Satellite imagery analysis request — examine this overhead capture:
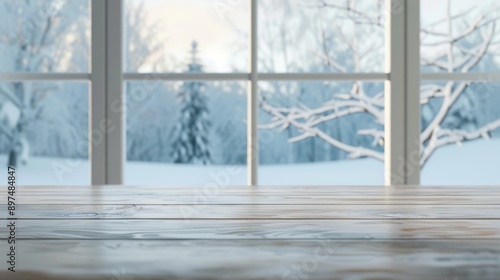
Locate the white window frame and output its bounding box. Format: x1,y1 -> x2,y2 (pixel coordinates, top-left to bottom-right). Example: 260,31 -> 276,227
2,0 -> 500,186
91,0 -> 124,185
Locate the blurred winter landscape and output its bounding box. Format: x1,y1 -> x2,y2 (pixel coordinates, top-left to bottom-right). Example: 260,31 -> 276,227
2,138 -> 500,186
1,0 -> 500,186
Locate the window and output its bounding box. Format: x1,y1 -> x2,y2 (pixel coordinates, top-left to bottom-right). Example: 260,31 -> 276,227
420,0 -> 500,185
125,80 -> 248,186
1,0 -> 498,186
0,0 -> 90,185
123,0 -> 387,186
258,81 -> 385,186
258,0 -> 385,73
124,0 -> 249,73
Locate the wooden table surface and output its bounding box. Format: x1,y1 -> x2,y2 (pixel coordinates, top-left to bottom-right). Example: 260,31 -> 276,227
1,185 -> 500,280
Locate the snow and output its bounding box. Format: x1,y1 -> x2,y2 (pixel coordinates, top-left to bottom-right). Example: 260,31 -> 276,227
0,101 -> 21,128
421,138 -> 500,186
0,156 -> 90,186
1,138 -> 499,186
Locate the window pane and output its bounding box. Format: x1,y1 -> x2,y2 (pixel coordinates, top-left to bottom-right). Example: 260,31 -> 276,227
421,0 -> 500,73
259,81 -> 384,185
258,0 -> 385,73
0,82 -> 89,185
0,0 -> 90,73
125,80 -> 247,186
421,81 -> 500,185
124,0 -> 249,73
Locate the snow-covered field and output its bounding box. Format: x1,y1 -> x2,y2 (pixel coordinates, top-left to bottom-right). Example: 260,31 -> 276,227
1,138 -> 499,186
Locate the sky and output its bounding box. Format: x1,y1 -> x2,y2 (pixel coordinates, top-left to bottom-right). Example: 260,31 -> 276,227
420,0 -> 500,68
129,0 -> 249,72
129,0 -> 500,73
421,0 -> 497,26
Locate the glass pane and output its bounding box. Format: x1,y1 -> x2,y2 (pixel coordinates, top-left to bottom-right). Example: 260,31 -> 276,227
421,0 -> 500,73
124,0 -> 249,73
0,82 -> 89,185
0,0 -> 90,73
258,81 -> 384,185
421,81 -> 500,185
125,80 -> 247,186
258,0 -> 385,73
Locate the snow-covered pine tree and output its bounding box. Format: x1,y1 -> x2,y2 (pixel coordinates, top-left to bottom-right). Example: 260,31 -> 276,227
170,41 -> 212,165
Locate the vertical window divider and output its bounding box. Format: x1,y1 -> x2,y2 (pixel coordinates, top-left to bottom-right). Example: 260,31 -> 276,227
91,0 -> 107,185
248,0 -> 258,186
91,0 -> 124,185
406,0 -> 421,185
106,0 -> 124,184
385,0 -> 420,186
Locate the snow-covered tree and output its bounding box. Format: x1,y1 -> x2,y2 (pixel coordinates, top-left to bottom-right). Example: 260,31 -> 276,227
170,42 -> 212,165
125,0 -> 173,163
0,0 -> 89,167
208,81 -> 247,165
124,0 -> 166,73
259,0 -> 500,167
259,0 -> 384,164
418,0 -> 500,166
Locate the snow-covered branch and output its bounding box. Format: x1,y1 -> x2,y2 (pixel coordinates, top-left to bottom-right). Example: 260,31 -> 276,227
260,97 -> 384,161
421,119 -> 500,166
258,0 -> 500,169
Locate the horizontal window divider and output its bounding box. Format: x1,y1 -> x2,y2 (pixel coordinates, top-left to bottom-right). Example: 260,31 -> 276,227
123,73 -> 389,81
259,73 -> 389,81
4,72 -> 498,82
0,73 -> 91,81
124,73 -> 249,81
421,72 -> 500,81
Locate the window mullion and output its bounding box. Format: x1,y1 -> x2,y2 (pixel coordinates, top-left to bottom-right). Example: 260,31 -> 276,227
385,0 -> 420,186
91,0 -> 107,185
406,0 -> 421,185
91,0 -> 124,185
248,0 -> 258,186
106,0 -> 124,184
385,0 -> 406,185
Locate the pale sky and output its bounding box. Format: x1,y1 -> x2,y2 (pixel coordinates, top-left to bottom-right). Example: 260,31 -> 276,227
133,0 -> 249,72
421,0 -> 497,26
420,0 -> 499,66
129,0 -> 498,73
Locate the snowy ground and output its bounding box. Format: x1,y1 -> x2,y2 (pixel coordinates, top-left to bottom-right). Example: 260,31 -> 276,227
1,138 -> 499,186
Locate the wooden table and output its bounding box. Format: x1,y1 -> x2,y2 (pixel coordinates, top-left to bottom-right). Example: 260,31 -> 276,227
1,185 -> 500,279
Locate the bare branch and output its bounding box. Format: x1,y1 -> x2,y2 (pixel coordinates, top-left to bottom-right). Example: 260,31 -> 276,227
358,128 -> 384,147
421,119 -> 500,166
260,98 -> 384,161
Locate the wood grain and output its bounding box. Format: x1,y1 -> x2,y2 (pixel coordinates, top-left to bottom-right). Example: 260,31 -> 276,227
0,185 -> 499,279
2,195 -> 500,205
2,185 -> 500,196
2,219 -> 500,240
2,204 -> 499,219
1,240 -> 500,280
